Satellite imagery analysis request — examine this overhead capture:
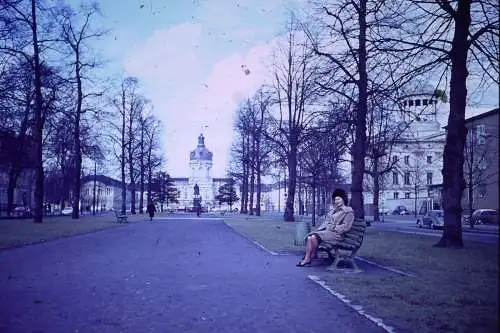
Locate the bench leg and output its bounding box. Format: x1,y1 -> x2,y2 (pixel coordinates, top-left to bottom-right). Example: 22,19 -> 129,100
326,249 -> 362,272
315,247 -> 336,265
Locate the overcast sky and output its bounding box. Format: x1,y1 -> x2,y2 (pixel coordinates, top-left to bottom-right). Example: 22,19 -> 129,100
86,0 -> 303,178
87,0 -> 498,179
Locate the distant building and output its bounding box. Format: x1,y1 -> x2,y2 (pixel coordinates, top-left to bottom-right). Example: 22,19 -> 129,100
171,134 -> 238,210
78,134 -> 240,213
0,131 -> 36,215
364,87 -> 446,214
80,175 -> 130,212
462,108 -> 499,212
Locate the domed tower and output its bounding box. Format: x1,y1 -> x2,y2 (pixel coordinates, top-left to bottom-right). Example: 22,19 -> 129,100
399,84 -> 445,137
189,134 -> 214,205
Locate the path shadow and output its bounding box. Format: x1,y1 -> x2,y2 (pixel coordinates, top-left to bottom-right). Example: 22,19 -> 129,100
289,250 -> 413,277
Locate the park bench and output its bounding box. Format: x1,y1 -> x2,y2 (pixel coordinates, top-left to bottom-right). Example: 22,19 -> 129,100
316,218 -> 367,270
114,210 -> 128,223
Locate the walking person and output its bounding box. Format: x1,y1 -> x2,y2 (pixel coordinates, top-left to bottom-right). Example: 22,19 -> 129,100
147,201 -> 156,221
297,188 -> 354,267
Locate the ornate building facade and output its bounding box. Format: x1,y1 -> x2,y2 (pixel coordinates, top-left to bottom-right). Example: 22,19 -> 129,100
172,134 -> 237,210
364,88 -> 446,214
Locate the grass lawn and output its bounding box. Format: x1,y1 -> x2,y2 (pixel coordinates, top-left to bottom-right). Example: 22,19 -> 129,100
224,214 -> 499,333
0,212 -> 158,250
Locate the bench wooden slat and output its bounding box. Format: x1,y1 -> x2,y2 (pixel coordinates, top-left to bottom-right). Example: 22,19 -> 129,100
345,229 -> 364,236
317,218 -> 367,270
114,211 -> 128,223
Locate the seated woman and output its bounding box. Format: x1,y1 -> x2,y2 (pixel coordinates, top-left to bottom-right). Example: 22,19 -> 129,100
297,188 -> 354,267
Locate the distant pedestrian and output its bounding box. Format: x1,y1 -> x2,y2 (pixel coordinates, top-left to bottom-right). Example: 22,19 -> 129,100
147,201 -> 156,221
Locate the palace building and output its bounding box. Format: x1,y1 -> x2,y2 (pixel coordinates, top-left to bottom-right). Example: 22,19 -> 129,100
171,134 -> 237,210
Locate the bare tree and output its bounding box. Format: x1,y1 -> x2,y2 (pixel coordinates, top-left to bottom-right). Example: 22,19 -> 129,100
377,0 -> 499,247
109,77 -> 139,215
251,88 -> 274,216
364,95 -> 410,221
0,0 -> 47,222
126,95 -> 147,214
235,88 -> 274,216
143,114 -> 162,204
268,15 -> 320,221
306,0 -> 375,219
230,101 -> 252,214
53,1 -> 106,219
463,122 -> 499,227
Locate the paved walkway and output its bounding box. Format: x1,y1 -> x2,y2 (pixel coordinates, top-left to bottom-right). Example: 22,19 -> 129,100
0,217 -> 386,333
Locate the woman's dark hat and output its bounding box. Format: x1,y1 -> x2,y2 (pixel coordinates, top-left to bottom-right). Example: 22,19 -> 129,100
332,188 -> 348,205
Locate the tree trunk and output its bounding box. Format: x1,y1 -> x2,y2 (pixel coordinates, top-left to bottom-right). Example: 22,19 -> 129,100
121,91 -> 127,216
129,160 -> 136,214
92,163 -> 96,215
7,169 -> 21,216
31,0 -> 44,223
256,162 -> 262,216
248,155 -> 255,216
311,183 -> 316,227
128,113 -> 136,214
350,0 -> 368,220
373,171 -> 381,222
147,163 -> 152,204
139,123 -> 145,214
435,2 -> 471,248
241,135 -> 249,214
284,144 -> 297,222
72,58 -> 83,220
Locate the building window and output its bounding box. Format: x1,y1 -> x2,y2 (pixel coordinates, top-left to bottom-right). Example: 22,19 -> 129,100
409,100 -> 414,106
405,192 -> 411,199
427,172 -> 433,185
404,156 -> 409,165
422,99 -> 428,106
415,99 -> 421,106
393,192 -> 399,199
478,184 -> 487,198
476,124 -> 486,145
404,172 -> 410,185
106,188 -> 110,196
478,156 -> 488,170
393,172 -> 399,185
85,188 -> 89,196
392,156 -> 398,164
427,155 -> 432,164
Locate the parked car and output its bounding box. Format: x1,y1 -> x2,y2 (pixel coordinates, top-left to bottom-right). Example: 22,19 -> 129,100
13,206 -> 32,218
392,205 -> 409,215
417,210 -> 444,229
470,209 -> 498,225
61,207 -> 73,215
378,207 -> 390,215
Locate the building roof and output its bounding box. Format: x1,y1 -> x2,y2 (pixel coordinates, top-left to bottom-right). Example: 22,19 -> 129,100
442,107 -> 499,129
464,108 -> 499,123
213,177 -> 232,182
171,177 -> 189,182
190,134 -> 213,161
81,175 -> 130,188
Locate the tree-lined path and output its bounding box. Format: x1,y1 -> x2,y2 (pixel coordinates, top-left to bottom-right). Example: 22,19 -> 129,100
0,218 -> 386,332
